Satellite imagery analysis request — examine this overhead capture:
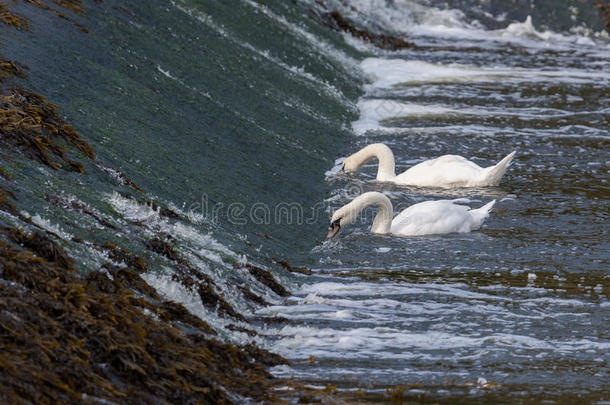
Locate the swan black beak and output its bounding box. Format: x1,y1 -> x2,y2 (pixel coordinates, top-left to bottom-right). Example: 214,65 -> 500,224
327,221 -> 341,238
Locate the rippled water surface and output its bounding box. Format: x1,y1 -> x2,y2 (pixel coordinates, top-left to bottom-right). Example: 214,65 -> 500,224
264,1 -> 609,401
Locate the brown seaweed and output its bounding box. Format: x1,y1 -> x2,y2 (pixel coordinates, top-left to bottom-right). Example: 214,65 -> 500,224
238,284 -> 270,306
243,263 -> 290,297
146,237 -> 247,321
100,241 -> 148,272
0,184 -> 17,215
0,227 -> 289,404
22,0 -> 89,32
0,88 -> 95,173
0,56 -> 28,82
0,2 -> 29,29
311,7 -> 417,50
273,257 -> 313,275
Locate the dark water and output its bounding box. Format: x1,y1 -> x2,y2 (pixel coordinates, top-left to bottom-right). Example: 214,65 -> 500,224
1,0 -> 608,402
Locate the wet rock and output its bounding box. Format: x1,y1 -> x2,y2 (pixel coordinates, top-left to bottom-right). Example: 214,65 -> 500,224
47,194 -> 118,230
100,241 -> 148,272
273,257 -> 313,275
244,263 -> 290,297
0,227 -> 287,403
238,285 -> 269,306
0,57 -> 28,82
94,163 -> 144,192
0,88 -> 95,173
6,228 -> 74,268
311,7 -> 416,50
150,201 -> 185,221
146,237 -> 246,321
227,324 -> 258,337
0,2 -> 29,29
103,263 -> 160,300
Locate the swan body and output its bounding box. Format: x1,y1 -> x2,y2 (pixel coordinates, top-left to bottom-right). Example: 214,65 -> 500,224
341,143 -> 515,188
327,192 -> 495,237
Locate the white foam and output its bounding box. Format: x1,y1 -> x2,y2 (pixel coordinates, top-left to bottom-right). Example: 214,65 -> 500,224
352,98 -> 455,134
352,97 -> 609,135
27,214 -> 73,240
323,0 -> 601,48
360,58 -> 610,89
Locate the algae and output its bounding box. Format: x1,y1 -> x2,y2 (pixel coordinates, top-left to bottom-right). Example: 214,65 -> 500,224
243,263 -> 290,297
0,2 -> 28,29
146,237 -> 247,321
0,88 -> 95,173
310,4 -> 417,50
0,1 -> 316,403
0,227 -> 289,404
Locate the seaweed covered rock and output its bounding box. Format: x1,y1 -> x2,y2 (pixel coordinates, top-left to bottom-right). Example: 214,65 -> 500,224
274,257 -> 313,275
0,0 -> 88,32
100,241 -> 148,271
244,263 -> 290,297
311,7 -> 416,50
0,184 -> 17,215
0,2 -> 29,29
146,237 -> 247,321
0,56 -> 28,82
0,228 -> 288,404
0,88 -> 95,172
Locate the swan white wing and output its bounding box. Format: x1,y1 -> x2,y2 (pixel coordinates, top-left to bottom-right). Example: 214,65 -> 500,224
390,200 -> 478,236
394,155 -> 485,187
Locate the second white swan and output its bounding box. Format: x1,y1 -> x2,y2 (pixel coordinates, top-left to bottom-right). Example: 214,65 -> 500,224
327,192 -> 495,238
341,143 -> 515,188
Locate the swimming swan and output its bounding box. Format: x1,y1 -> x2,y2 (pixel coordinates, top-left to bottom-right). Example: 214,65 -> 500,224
327,192 -> 495,238
341,143 -> 515,187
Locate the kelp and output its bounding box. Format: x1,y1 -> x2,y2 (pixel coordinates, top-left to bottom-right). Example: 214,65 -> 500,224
0,2 -> 28,28
273,257 -> 313,275
310,3 -> 416,50
22,0 -> 88,32
0,184 -> 17,215
0,0 -> 310,402
146,237 -> 247,321
0,88 -> 95,173
243,263 -> 290,297
0,227 -> 289,404
100,241 -> 148,272
0,56 -> 28,82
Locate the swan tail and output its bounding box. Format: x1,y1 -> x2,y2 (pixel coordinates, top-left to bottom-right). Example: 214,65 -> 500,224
469,199 -> 496,227
482,151 -> 516,186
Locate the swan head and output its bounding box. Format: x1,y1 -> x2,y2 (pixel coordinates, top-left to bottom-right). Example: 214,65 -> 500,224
341,154 -> 362,174
326,200 -> 360,238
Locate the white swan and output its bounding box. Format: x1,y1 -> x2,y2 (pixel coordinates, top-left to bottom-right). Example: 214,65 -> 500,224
327,192 -> 495,238
341,143 -> 516,188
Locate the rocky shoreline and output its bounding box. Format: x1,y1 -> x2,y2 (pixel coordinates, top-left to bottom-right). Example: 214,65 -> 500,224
0,2 -> 304,403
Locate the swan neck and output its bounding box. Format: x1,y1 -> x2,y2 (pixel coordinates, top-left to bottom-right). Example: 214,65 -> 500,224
366,193 -> 393,234
356,144 -> 396,181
